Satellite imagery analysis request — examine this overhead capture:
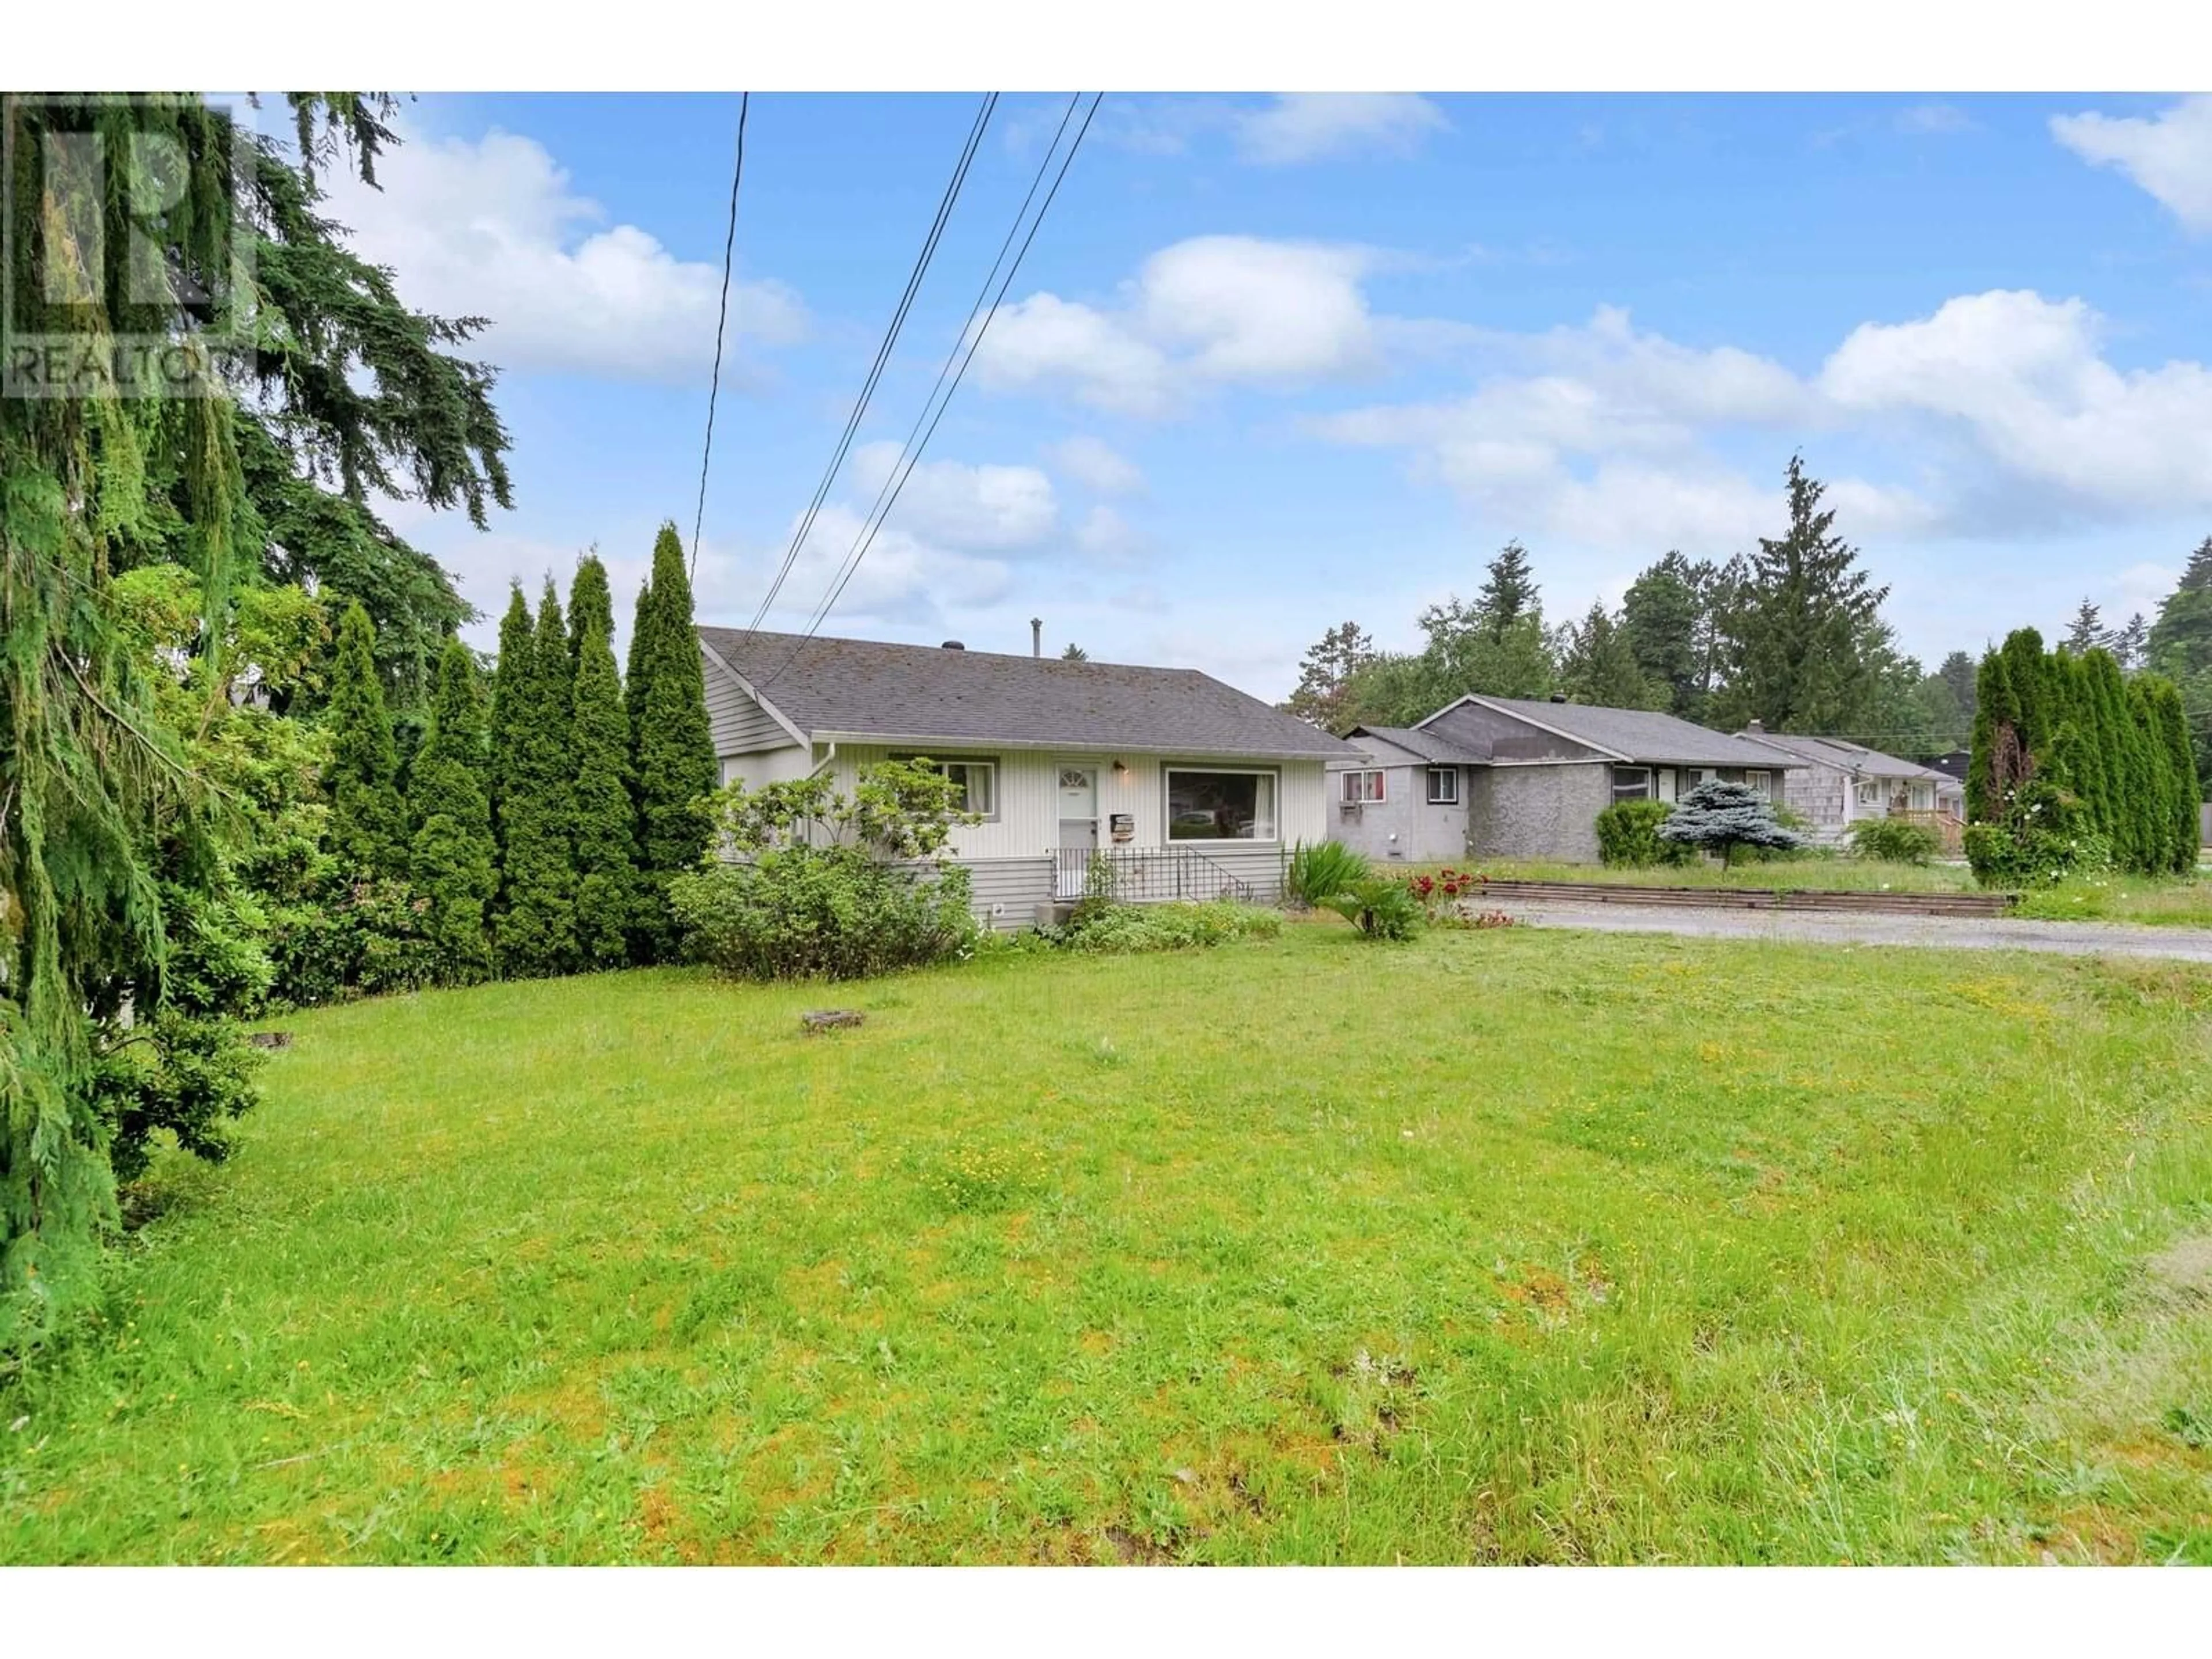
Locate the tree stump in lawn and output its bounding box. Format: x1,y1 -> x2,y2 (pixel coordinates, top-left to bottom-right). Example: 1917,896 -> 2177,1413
801,1009 -> 865,1034
248,1031 -> 293,1050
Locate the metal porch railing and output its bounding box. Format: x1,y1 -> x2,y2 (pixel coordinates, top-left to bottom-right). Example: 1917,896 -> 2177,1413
1054,844 -> 1257,904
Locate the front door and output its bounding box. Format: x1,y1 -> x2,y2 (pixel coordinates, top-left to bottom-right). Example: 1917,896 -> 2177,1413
1056,764 -> 1098,897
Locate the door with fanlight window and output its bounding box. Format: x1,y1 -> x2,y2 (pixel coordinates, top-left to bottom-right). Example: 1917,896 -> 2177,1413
1056,764 -> 1098,897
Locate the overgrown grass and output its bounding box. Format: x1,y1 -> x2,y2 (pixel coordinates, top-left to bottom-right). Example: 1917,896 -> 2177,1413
2015,870 -> 2212,929
7,928 -> 2212,1564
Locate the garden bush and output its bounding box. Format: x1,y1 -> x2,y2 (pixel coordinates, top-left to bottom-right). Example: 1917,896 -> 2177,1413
1963,781 -> 2113,888
1052,898 -> 1282,955
1660,782 -> 1805,870
1846,816 -> 1941,865
1287,839 -> 1371,908
267,877 -> 448,1007
670,847 -> 979,981
1594,800 -> 1690,868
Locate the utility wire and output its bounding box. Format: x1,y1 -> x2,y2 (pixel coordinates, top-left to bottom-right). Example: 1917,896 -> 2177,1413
741,93 -> 998,636
760,92 -> 1100,687
691,91 -> 749,585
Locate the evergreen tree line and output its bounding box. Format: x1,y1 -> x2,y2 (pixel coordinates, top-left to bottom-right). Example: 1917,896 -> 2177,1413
323,522 -> 718,980
1966,628 -> 2198,876
1283,457 -> 1971,755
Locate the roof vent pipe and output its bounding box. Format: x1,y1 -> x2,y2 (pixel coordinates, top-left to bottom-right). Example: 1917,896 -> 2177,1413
941,640 -> 965,651
1031,618 -> 1042,657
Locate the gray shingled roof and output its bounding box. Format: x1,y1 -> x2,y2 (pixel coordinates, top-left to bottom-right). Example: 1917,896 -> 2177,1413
1739,732 -> 1957,783
1440,695 -> 1808,768
1340,724 -> 1490,766
698,628 -> 1355,759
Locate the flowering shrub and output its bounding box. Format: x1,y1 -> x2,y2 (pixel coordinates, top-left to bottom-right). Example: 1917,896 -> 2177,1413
1405,866 -> 1483,913
1964,779 -> 2113,889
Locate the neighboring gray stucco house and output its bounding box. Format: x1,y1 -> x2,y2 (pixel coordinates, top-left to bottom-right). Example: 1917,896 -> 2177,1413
696,628 -> 1357,926
1328,725 -> 1487,863
1732,727 -> 1965,850
1329,694 -> 1805,865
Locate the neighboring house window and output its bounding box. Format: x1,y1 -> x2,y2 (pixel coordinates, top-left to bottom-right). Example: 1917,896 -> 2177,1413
1746,770 -> 1772,800
1856,779 -> 1881,806
1909,781 -> 1933,810
1681,768 -> 1706,790
1609,766 -> 1653,804
1426,767 -> 1459,805
1341,770 -> 1386,805
1169,768 -> 1278,840
893,754 -> 998,819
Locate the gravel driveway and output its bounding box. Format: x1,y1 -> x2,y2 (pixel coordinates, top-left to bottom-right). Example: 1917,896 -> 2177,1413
1490,899 -> 2212,963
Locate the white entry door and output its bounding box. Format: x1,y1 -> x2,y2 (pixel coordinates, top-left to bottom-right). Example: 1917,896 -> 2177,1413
1056,764 -> 1098,897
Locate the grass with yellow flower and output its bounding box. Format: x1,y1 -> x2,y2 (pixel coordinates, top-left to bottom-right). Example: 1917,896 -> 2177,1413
5,923 -> 2212,1563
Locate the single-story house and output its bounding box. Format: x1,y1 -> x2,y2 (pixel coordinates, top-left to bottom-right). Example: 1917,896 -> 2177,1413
1733,726 -> 1966,849
1325,724 -> 1488,863
695,628 -> 1358,926
1329,694 -> 1805,864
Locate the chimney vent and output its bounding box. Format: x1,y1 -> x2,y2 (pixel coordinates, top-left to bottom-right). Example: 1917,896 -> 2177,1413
1549,692 -> 1569,704
1031,618 -> 1042,657
1745,717 -> 1764,733
941,640 -> 965,651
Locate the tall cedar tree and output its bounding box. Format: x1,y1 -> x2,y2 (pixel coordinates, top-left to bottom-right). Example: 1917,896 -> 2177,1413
488,585 -> 535,892
1,93 -> 506,1331
567,555 -> 639,968
408,639 -> 497,978
1560,601 -> 1664,709
324,601 -> 408,878
628,523 -> 719,959
1414,541 -> 1556,702
1620,552 -> 1715,719
1718,455 -> 1889,733
495,580 -> 578,974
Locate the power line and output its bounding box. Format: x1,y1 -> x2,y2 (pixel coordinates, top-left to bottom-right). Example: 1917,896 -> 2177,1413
741,93 -> 998,636
760,92 -> 1100,687
690,91 -> 749,586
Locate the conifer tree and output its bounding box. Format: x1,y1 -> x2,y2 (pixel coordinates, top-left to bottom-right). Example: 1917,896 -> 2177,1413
1559,601 -> 1664,709
408,638 -> 497,978
325,601 -> 408,878
495,579 -> 578,974
567,555 -> 639,968
488,585 -> 535,891
628,522 -> 719,958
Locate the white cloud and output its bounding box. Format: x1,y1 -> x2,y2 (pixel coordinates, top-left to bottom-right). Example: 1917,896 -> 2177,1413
1073,504 -> 1149,566
1047,435 -> 1145,497
1819,290 -> 2212,513
1232,94 -> 1450,165
323,122 -> 806,382
2051,96 -> 2212,232
847,442 -> 1058,552
1313,291 -> 2212,551
974,235 -> 1383,415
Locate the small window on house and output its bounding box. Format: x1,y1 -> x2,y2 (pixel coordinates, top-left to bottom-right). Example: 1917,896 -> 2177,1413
1746,770 -> 1772,800
893,755 -> 997,819
1610,766 -> 1653,804
1426,767 -> 1459,805
1682,768 -> 1706,790
1341,770 -> 1386,805
1856,780 -> 1881,806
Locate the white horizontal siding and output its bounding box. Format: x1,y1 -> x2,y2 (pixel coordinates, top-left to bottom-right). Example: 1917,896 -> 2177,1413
702,650 -> 795,756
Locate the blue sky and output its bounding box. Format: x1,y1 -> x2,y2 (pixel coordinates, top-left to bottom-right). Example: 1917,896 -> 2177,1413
325,92 -> 2212,699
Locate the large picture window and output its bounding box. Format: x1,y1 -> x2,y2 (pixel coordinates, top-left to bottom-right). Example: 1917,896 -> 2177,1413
1609,766 -> 1653,804
892,755 -> 997,819
1167,768 -> 1277,841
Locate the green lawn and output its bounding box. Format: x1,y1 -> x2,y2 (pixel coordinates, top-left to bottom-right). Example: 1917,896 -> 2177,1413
7,925 -> 2212,1564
